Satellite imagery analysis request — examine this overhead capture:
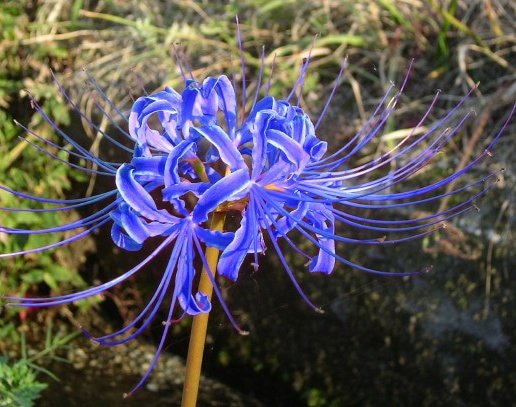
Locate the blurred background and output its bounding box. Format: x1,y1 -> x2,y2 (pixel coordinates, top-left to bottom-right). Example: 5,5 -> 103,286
0,1 -> 514,406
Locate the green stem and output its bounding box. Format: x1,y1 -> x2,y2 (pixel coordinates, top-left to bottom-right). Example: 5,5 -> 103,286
181,211 -> 226,407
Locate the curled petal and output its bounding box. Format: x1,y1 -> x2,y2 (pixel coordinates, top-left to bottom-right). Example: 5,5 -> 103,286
111,203 -> 177,244
129,88 -> 182,152
206,75 -> 237,134
218,209 -> 254,281
111,223 -> 142,251
181,76 -> 237,132
115,164 -> 173,223
304,137 -> 328,160
111,204 -> 149,244
266,129 -> 310,173
290,107 -> 314,144
162,181 -> 210,201
164,139 -> 198,187
191,126 -> 246,170
250,111 -> 270,180
132,156 -> 167,180
176,234 -> 211,315
195,225 -> 234,250
275,199 -> 310,236
193,168 -> 250,223
305,205 -> 336,274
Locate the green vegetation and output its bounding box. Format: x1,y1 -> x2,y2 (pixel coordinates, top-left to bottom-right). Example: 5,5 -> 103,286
0,325 -> 77,407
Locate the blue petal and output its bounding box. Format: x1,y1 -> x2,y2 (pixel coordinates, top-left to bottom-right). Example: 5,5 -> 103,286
290,107 -> 312,144
194,292 -> 211,313
180,82 -> 202,125
275,199 -> 309,235
266,129 -> 310,172
111,204 -> 149,244
191,126 -> 246,170
115,164 -> 172,223
181,77 -> 235,129
192,169 -> 250,223
256,161 -> 292,186
248,96 -> 276,120
210,75 -> 237,135
305,205 -> 336,274
163,139 -> 197,187
194,225 -> 234,250
250,111 -> 270,180
132,156 -> 167,181
218,209 -> 255,281
145,221 -> 179,237
111,203 -> 178,244
304,136 -> 328,160
176,235 -> 211,315
111,223 -> 142,251
128,90 -> 182,153
162,181 -> 210,201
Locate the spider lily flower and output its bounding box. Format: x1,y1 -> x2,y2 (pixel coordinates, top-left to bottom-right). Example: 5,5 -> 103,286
1,46 -> 513,393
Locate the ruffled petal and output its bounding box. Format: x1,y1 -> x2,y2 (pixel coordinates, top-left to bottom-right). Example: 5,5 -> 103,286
218,209 -> 254,281
115,164 -> 172,223
212,75 -> 237,135
176,234 -> 211,315
194,225 -> 234,250
132,156 -> 167,181
128,88 -> 182,153
266,129 -> 310,173
110,223 -> 142,251
162,181 -> 210,201
192,168 -> 250,223
250,111 -> 270,180
163,139 -> 197,187
191,126 -> 246,170
305,204 -> 336,274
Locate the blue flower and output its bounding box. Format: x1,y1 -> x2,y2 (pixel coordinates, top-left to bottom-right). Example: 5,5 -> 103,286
2,48 -> 513,393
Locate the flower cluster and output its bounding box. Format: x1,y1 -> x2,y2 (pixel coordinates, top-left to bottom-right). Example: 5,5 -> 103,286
2,53 -> 513,391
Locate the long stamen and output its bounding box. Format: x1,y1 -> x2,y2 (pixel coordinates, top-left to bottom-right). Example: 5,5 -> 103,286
93,231 -> 186,347
251,45 -> 266,111
235,15 -> 247,117
0,217 -> 110,259
253,189 -> 324,313
264,53 -> 276,96
286,35 -> 318,103
50,70 -> 134,153
314,58 -> 348,130
17,135 -> 115,176
192,232 -> 248,335
83,68 -> 129,122
7,233 -> 178,307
